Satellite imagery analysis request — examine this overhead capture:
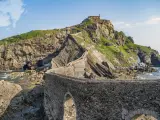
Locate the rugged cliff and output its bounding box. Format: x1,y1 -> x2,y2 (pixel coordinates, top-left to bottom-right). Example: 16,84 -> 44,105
0,16 -> 159,71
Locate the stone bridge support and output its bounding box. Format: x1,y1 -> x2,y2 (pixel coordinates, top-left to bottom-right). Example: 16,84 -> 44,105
44,73 -> 160,120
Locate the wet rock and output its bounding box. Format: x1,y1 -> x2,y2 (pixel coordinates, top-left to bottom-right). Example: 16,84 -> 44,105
151,53 -> 160,67
138,52 -> 151,65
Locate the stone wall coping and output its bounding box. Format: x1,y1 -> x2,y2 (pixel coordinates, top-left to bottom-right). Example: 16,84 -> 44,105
45,72 -> 160,83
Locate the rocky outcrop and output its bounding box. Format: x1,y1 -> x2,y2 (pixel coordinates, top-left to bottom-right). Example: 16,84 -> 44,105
0,30 -> 67,70
81,17 -> 114,42
52,35 -> 85,67
114,31 -> 126,46
1,85 -> 46,120
151,53 -> 160,67
0,16 -> 160,120
138,50 -> 160,67
87,50 -> 115,78
0,71 -> 46,120
138,52 -> 151,65
49,46 -> 115,79
0,16 -> 159,72
0,80 -> 22,117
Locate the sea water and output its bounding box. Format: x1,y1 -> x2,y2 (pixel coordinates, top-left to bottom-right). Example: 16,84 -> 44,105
137,67 -> 160,80
1,67 -> 160,81
0,72 -> 11,80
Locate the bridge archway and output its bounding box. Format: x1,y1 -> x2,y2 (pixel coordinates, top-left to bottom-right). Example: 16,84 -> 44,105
125,109 -> 159,120
63,92 -> 76,120
132,114 -> 157,120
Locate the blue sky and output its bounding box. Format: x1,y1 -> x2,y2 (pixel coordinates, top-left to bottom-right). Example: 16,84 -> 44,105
0,0 -> 160,52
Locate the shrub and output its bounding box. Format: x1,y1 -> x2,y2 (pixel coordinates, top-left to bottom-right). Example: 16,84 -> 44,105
127,36 -> 134,43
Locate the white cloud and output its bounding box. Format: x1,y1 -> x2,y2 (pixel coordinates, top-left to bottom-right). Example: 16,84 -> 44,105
0,13 -> 10,26
145,17 -> 160,24
113,22 -> 132,29
113,22 -> 125,25
113,17 -> 160,53
113,17 -> 160,29
0,0 -> 25,27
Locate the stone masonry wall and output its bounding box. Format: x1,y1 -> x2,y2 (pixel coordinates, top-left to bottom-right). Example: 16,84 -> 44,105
44,73 -> 160,120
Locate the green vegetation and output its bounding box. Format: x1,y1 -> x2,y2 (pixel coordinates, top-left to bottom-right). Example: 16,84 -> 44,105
125,36 -> 153,55
71,27 -> 83,34
95,37 -> 137,66
82,18 -> 94,26
72,18 -> 95,33
126,40 -> 155,57
72,31 -> 94,48
0,29 -> 58,45
125,39 -> 137,49
127,36 -> 134,43
78,18 -> 94,29
114,31 -> 126,39
0,16 -> 157,69
72,31 -> 138,67
137,45 -> 153,55
125,37 -> 153,55
100,36 -> 114,45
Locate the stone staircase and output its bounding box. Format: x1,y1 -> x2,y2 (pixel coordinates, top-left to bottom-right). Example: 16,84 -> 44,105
47,52 -> 88,78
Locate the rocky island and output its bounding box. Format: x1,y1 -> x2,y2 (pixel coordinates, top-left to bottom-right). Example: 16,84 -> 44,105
0,16 -> 160,120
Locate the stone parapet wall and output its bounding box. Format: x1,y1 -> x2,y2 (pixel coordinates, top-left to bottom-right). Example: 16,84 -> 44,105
44,73 -> 160,120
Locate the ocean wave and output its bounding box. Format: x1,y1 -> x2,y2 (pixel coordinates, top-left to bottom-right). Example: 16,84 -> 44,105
137,67 -> 160,80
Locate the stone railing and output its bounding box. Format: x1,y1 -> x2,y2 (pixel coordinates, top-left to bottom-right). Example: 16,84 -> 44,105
44,73 -> 160,120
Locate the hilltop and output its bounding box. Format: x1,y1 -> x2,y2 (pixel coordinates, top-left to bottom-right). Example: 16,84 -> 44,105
0,16 -> 159,78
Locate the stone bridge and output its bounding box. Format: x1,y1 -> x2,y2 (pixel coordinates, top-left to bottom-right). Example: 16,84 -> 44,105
44,73 -> 160,120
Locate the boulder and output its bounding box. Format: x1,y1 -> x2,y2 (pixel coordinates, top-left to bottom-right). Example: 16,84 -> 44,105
0,71 -> 46,120
138,52 -> 151,65
151,53 -> 160,67
0,80 -> 22,116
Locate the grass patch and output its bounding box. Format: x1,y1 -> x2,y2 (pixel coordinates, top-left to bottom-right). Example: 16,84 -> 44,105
78,18 -> 94,29
0,29 -> 58,45
136,45 -> 152,55
95,37 -> 137,66
100,36 -> 114,45
125,40 -> 153,55
82,18 -> 94,26
72,31 -> 94,48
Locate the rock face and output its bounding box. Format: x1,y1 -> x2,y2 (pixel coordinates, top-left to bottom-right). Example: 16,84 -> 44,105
114,31 -> 126,45
81,16 -> 114,43
0,30 -> 67,70
0,16 -> 159,120
49,52 -> 87,78
0,16 -> 159,72
0,80 -> 22,117
138,50 -> 160,67
52,35 -> 85,67
49,43 -> 115,79
138,52 -> 151,65
0,71 -> 46,120
151,53 -> 160,67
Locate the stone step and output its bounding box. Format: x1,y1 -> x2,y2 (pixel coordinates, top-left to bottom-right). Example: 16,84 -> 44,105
74,67 -> 85,72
